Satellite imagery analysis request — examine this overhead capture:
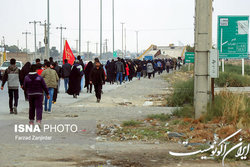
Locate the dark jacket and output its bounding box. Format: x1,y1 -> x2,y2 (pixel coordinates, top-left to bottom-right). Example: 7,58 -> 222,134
20,62 -> 31,86
115,61 -> 125,73
67,65 -> 82,95
84,62 -> 94,86
62,63 -> 72,78
54,65 -> 62,78
23,72 -> 49,96
90,67 -> 105,85
1,65 -> 21,89
136,64 -> 142,72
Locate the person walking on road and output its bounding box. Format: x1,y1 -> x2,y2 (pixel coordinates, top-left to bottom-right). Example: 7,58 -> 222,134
1,59 -> 21,114
110,59 -> 116,84
147,60 -> 154,79
90,61 -> 105,103
105,60 -> 113,85
52,62 -> 62,104
115,58 -> 125,85
128,61 -> 135,81
84,61 -> 93,93
77,56 -> 85,91
41,62 -> 59,113
142,61 -> 147,78
125,63 -> 129,82
20,62 -> 31,101
67,60 -> 83,98
166,60 -> 171,73
62,59 -> 72,92
23,64 -> 50,126
136,63 -> 142,80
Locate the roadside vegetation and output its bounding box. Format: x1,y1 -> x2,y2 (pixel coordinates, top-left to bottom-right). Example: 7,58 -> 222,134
205,91 -> 250,128
215,63 -> 250,87
221,63 -> 250,75
122,120 -> 141,127
166,78 -> 194,107
215,72 -> 250,87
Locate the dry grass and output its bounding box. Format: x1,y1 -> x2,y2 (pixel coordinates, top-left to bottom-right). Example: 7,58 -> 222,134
206,91 -> 250,129
163,70 -> 193,86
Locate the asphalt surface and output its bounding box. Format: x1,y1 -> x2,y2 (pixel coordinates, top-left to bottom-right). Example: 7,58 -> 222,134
0,79 -> 72,115
0,77 -> 129,116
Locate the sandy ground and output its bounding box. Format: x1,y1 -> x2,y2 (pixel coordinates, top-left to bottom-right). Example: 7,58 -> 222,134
0,73 -> 249,167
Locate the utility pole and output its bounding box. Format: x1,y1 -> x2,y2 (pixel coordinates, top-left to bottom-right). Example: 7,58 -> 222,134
86,41 -> 90,58
40,21 -> 48,60
194,0 -> 213,119
47,0 -> 50,58
100,0 -> 103,59
136,31 -> 139,56
79,0 -> 82,55
112,0 -> 115,57
22,31 -> 31,53
104,39 -> 108,53
103,44 -> 105,54
17,40 -> 19,49
125,28 -> 127,57
96,42 -> 99,56
56,25 -> 66,60
29,20 -> 41,57
75,40 -> 79,54
2,36 -> 6,61
121,22 -> 125,58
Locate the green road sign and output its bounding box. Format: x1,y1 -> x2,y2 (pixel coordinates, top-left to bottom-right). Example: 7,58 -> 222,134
217,15 -> 249,59
185,52 -> 195,63
113,51 -> 118,58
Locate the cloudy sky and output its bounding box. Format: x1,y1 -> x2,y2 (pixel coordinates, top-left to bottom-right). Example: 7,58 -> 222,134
0,0 -> 250,53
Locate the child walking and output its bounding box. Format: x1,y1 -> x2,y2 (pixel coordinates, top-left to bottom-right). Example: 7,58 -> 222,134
23,65 -> 50,125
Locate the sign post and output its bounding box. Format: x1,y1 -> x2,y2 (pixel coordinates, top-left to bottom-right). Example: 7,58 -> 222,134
185,52 -> 195,63
242,58 -> 245,76
113,51 -> 117,58
217,15 -> 249,74
210,49 -> 219,78
209,49 -> 219,102
185,52 -> 194,71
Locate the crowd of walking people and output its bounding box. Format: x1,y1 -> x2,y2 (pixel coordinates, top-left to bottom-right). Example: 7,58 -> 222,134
0,56 -> 181,125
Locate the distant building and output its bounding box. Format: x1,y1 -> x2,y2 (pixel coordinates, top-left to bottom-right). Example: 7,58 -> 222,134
137,44 -> 186,60
6,52 -> 33,64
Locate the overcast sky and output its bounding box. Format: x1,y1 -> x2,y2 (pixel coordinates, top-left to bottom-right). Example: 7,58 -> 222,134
0,0 -> 250,53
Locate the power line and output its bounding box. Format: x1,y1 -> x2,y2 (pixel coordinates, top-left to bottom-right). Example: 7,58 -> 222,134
29,20 -> 41,54
56,25 -> 66,58
22,31 -> 31,53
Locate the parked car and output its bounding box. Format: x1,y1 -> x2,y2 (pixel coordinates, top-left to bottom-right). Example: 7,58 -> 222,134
0,61 -> 23,79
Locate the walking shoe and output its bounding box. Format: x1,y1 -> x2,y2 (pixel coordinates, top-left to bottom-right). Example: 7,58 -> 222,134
13,107 -> 17,115
97,99 -> 100,103
10,109 -> 14,114
37,120 -> 42,129
52,101 -> 56,104
47,110 -> 52,114
29,120 -> 34,125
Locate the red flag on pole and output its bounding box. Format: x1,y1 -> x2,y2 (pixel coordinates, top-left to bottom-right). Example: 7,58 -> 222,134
63,40 -> 75,65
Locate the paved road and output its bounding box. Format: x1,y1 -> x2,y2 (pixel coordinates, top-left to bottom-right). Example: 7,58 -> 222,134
0,79 -> 74,115
0,77 -> 130,116
0,81 -> 26,115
